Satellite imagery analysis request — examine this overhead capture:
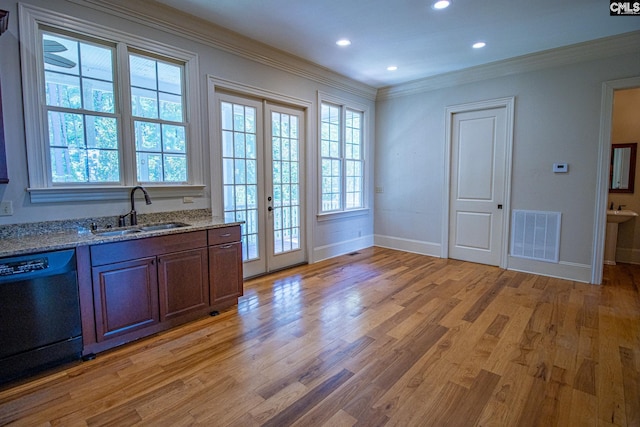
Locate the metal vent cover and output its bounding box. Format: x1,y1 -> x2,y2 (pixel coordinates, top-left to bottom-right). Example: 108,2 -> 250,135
510,210 -> 561,263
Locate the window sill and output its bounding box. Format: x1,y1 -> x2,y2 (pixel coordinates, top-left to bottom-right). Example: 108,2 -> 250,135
27,185 -> 205,203
317,208 -> 370,222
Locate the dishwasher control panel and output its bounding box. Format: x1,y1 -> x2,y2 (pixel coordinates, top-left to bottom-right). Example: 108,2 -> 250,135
0,258 -> 49,276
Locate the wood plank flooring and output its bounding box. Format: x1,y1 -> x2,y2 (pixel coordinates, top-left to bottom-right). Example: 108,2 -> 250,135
0,247 -> 639,426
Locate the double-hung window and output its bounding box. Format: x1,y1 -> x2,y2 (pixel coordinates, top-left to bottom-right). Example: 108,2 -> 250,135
130,52 -> 188,183
319,98 -> 365,214
44,31 -> 120,184
20,5 -> 202,202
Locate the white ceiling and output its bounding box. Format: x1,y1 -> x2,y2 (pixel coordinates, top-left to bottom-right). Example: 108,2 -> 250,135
153,0 -> 640,88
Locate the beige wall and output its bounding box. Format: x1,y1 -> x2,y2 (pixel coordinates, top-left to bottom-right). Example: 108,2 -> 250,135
612,88 -> 640,264
375,52 -> 640,282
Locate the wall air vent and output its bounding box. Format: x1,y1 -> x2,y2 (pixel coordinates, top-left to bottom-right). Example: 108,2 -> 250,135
510,210 -> 561,263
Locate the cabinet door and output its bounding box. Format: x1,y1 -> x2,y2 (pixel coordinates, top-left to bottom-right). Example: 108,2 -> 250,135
92,257 -> 159,342
158,248 -> 209,321
209,242 -> 243,305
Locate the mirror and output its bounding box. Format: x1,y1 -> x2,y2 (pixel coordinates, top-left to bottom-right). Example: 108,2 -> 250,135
610,142 -> 637,193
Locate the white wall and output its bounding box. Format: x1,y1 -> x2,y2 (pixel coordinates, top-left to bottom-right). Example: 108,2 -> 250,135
375,50 -> 640,282
0,0 -> 376,263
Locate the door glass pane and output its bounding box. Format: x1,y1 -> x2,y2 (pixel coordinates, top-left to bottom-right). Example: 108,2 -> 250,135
221,101 -> 259,261
272,112 -> 300,254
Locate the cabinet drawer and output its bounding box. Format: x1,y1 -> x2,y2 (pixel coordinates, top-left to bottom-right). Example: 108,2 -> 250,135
91,231 -> 207,266
208,225 -> 241,245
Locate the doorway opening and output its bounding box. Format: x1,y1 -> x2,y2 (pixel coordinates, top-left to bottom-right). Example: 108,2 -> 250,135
593,77 -> 640,283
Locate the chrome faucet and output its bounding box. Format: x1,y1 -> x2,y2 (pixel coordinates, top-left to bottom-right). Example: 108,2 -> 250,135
118,186 -> 152,226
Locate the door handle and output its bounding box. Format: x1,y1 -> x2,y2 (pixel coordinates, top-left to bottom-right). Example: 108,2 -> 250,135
497,204 -> 503,209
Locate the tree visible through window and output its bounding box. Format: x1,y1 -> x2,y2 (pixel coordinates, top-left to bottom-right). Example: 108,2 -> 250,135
320,102 -> 364,213
40,30 -> 189,185
130,54 -> 187,183
44,32 -> 119,183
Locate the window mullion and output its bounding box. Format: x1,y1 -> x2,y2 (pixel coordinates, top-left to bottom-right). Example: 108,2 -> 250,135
117,43 -> 135,186
340,106 -> 347,212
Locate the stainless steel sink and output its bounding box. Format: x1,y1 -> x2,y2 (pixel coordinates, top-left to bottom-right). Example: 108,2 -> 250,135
139,222 -> 190,231
92,228 -> 143,237
92,222 -> 190,236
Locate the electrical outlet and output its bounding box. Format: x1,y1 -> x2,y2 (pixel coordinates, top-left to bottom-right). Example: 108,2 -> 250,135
0,201 -> 13,216
375,186 -> 384,193
183,196 -> 194,204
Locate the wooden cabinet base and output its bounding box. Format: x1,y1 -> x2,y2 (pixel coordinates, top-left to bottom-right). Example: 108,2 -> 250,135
81,302 -> 238,356
78,225 -> 244,357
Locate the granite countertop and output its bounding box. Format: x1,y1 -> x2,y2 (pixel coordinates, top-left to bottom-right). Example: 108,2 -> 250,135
0,209 -> 242,258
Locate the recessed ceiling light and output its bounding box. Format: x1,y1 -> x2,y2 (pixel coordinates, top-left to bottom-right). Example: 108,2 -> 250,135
433,0 -> 450,9
472,41 -> 486,49
387,66 -> 398,71
336,39 -> 351,47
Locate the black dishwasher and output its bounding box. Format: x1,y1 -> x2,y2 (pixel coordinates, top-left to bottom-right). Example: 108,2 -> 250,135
0,249 -> 82,384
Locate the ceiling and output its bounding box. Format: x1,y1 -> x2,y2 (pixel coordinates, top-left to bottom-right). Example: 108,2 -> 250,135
153,0 -> 640,88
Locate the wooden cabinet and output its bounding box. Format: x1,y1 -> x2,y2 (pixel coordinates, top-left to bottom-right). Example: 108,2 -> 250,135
87,231 -> 208,349
208,225 -> 243,308
158,248 -> 209,321
0,10 -> 9,184
92,257 -> 159,341
80,225 -> 243,355
0,75 -> 8,183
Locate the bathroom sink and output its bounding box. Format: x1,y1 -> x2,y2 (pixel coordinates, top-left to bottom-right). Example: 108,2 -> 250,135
606,210 -> 639,224
605,210 -> 638,265
139,222 -> 190,231
92,222 -> 190,236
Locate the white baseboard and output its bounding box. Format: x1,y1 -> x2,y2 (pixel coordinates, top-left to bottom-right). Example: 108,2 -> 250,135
615,247 -> 640,265
507,256 -> 592,283
312,235 -> 375,263
373,234 -> 441,258
313,234 -> 594,283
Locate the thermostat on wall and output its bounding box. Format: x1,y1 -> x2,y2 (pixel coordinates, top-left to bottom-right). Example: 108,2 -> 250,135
553,163 -> 568,173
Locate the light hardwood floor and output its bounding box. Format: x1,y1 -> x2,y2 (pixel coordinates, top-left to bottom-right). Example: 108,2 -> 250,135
0,247 -> 639,426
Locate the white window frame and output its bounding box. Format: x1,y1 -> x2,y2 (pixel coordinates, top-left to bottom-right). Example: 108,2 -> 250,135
317,92 -> 368,219
19,4 -> 204,203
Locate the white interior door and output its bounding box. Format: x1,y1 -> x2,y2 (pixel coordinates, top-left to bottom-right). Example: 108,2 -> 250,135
449,107 -> 508,266
217,93 -> 305,277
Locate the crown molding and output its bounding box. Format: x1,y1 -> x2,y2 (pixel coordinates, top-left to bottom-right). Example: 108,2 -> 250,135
377,31 -> 640,101
68,0 -> 378,100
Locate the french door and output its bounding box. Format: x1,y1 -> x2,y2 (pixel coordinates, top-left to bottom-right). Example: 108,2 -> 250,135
217,93 -> 306,277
